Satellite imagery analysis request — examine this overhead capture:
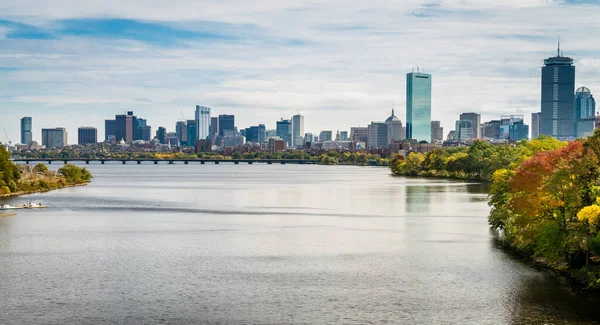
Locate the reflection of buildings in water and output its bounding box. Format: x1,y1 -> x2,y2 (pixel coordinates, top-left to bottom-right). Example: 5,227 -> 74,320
405,185 -> 431,214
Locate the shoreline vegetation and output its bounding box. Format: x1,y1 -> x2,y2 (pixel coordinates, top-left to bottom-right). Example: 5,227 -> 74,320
390,132 -> 600,291
1,144 -> 92,198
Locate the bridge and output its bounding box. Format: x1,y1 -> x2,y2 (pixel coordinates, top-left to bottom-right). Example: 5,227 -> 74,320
12,158 -> 318,165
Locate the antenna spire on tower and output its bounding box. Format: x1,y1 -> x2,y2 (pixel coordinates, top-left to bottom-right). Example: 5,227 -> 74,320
557,36 -> 560,57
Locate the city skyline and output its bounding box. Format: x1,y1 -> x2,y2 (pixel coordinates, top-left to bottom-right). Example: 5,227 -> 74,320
1,1 -> 600,144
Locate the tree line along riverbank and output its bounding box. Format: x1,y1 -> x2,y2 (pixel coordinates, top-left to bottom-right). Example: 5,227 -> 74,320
1,144 -> 92,197
390,131 -> 600,290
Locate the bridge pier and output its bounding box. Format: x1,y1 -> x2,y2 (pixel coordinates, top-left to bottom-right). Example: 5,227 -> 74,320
137,161 -> 141,164
281,162 -> 286,165
85,161 -> 89,164
184,161 -> 188,165
154,161 -> 158,164
64,161 -> 68,165
267,162 -> 272,165
234,161 -> 239,165
248,161 -> 253,165
25,161 -> 29,165
122,161 -> 126,165
169,161 -> 174,165
201,161 -> 205,165
215,161 -> 219,164
48,161 -> 51,164
101,160 -> 105,164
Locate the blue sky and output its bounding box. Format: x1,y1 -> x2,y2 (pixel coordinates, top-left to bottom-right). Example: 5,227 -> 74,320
1,0 -> 600,144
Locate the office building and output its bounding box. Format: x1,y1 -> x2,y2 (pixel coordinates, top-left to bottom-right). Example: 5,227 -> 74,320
455,120 -> 474,141
459,113 -> 481,139
367,122 -> 388,148
209,117 -> 219,138
385,109 -> 404,143
577,116 -> 600,138
78,127 -> 97,145
482,120 -> 502,139
105,120 -> 116,142
218,115 -> 235,136
195,105 -> 211,140
541,44 -> 575,139
339,131 -> 348,141
166,132 -> 179,147
41,127 -> 67,148
276,119 -> 292,147
575,87 -> 595,119
406,71 -> 432,141
156,127 -> 167,144
195,139 -> 212,153
531,113 -> 541,139
245,124 -> 266,144
268,138 -> 285,154
115,112 -> 133,143
186,120 -> 197,147
20,117 -> 32,145
176,121 -> 188,145
350,127 -> 368,143
319,130 -> 333,142
431,121 -> 444,143
136,118 -> 151,141
500,115 -> 528,141
304,133 -> 314,143
291,114 -> 304,146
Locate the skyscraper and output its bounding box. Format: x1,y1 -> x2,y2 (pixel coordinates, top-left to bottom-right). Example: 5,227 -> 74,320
350,127 -> 368,143
459,113 -> 481,139
276,119 -> 292,147
339,131 -> 348,141
319,130 -> 332,142
406,71 -> 432,141
430,121 -> 444,143
41,128 -> 67,148
105,119 -> 116,142
156,127 -> 167,144
115,112 -> 133,143
367,122 -> 388,148
531,112 -> 541,139
575,87 -> 596,119
20,117 -> 32,145
78,127 -> 97,145
245,124 -> 266,144
209,117 -> 219,138
218,115 -> 235,136
385,109 -> 403,143
291,114 -> 304,146
195,105 -> 211,140
176,121 -> 188,145
186,120 -> 197,147
541,43 -> 575,139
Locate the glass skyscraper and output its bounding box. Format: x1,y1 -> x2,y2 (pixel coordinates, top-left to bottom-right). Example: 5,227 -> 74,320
276,119 -> 292,147
406,72 -> 432,142
20,116 -> 32,145
541,46 -> 575,139
291,114 -> 304,147
575,87 -> 595,119
195,105 -> 211,140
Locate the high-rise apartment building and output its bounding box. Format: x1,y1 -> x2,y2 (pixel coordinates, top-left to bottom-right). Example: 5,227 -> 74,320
430,121 -> 444,143
276,119 -> 292,147
541,45 -> 575,139
531,112 -> 541,139
385,109 -> 403,143
319,130 -> 333,142
42,128 -> 67,148
20,117 -> 32,145
459,113 -> 481,139
195,105 -> 211,140
367,122 -> 388,148
406,71 -> 432,141
176,121 -> 188,145
291,114 -> 304,146
218,115 -> 235,136
78,127 -> 97,145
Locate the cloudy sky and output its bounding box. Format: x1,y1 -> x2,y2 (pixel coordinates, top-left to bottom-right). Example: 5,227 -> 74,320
1,0 -> 599,144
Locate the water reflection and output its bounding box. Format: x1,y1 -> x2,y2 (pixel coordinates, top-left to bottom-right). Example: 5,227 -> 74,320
405,185 -> 431,214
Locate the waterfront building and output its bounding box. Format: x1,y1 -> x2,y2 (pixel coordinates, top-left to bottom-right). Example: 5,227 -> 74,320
406,71 -> 432,141
276,119 -> 292,147
156,127 -> 167,144
319,131 -> 333,142
459,113 -> 481,139
245,124 -> 266,143
78,127 -> 97,145
367,122 -> 388,148
385,109 -> 404,143
105,119 -> 116,142
20,117 -> 32,145
175,121 -> 187,145
430,121 -> 443,143
340,131 -> 348,141
291,114 -> 304,146
531,112 -> 541,139
218,115 -> 235,136
195,105 -> 211,140
41,127 -> 67,148
541,44 -> 575,139
350,127 -> 368,143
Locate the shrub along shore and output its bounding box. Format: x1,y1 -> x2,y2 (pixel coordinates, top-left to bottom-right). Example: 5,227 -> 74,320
390,131 -> 600,290
0,144 -> 92,198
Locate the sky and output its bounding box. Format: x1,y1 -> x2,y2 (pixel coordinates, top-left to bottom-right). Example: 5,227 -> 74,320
1,0 -> 600,144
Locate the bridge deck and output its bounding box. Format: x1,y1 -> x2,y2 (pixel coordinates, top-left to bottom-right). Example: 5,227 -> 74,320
13,158 -> 317,165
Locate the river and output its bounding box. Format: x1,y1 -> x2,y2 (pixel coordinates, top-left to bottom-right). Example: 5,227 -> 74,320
0,164 -> 598,324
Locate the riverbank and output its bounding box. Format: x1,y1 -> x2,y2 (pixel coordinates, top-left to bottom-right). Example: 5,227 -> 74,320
0,182 -> 87,198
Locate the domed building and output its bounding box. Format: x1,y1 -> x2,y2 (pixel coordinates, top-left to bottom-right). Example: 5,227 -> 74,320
575,86 -> 595,119
385,109 -> 404,143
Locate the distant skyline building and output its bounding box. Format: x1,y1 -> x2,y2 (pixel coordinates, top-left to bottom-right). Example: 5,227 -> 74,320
186,120 -> 197,147
176,121 -> 187,145
500,115 -> 529,141
350,127 -> 368,143
245,124 -> 266,144
385,109 -> 403,143
482,120 -> 502,139
541,44 -> 576,139
20,116 -> 32,145
430,121 -> 443,143
291,114 -> 304,147
115,112 -> 133,143
367,122 -> 388,148
455,120 -> 473,141
156,127 -> 167,144
339,131 -> 348,141
195,105 -> 211,140
78,127 -> 97,145
459,113 -> 481,139
304,133 -> 314,143
42,127 -> 67,148
105,119 -> 116,142
531,112 -> 541,139
406,71 -> 432,142
218,114 -> 235,137
209,117 -> 219,137
575,87 -> 596,137
319,130 -> 333,142
276,119 -> 292,147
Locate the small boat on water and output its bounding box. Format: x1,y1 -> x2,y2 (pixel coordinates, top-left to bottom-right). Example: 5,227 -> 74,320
0,202 -> 48,210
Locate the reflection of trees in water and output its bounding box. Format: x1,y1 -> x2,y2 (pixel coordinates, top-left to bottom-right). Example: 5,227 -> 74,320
405,185 -> 430,214
490,234 -> 600,325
